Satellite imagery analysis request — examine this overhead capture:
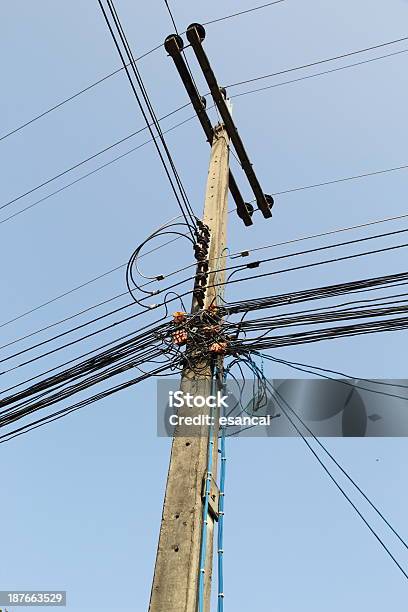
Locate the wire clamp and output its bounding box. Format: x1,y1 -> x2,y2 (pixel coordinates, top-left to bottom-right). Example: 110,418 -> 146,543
201,473 -> 220,521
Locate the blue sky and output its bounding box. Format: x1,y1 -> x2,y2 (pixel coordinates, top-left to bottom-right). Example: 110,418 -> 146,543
1,0 -> 408,610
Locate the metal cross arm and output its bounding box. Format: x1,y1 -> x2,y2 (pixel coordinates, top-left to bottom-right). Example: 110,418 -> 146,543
164,33 -> 254,227
186,23 -> 273,219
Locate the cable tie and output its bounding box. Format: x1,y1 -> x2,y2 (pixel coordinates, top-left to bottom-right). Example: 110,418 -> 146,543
247,260 -> 261,269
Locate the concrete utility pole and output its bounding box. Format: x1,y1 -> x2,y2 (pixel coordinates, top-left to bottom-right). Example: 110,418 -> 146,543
149,124 -> 230,612
149,22 -> 273,611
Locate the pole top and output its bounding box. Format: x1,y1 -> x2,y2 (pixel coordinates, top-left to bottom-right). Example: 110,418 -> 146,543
164,33 -> 184,56
186,23 -> 206,43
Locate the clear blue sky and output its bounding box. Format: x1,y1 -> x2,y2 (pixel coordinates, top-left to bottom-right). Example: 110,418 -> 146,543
1,1 -> 408,610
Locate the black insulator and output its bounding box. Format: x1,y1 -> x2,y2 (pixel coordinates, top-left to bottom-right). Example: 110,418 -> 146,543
265,194 -> 274,209
164,34 -> 184,55
201,261 -> 209,272
194,287 -> 205,299
187,22 -> 206,43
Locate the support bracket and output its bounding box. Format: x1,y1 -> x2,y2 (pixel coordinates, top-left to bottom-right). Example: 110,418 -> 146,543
202,473 -> 220,522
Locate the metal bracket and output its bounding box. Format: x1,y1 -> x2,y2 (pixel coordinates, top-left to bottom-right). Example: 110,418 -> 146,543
201,473 -> 220,521
163,32 -> 253,227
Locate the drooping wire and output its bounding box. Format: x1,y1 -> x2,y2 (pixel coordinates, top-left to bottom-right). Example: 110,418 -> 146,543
269,381 -> 408,582
229,356 -> 408,581
97,0 -> 197,235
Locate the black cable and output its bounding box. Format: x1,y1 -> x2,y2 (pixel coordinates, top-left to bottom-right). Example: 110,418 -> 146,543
97,0 -> 197,234
0,114 -> 196,227
0,362 -> 170,445
227,35 -> 408,88
0,263 -> 198,374
3,66 -> 407,226
233,47 -> 408,100
224,271 -> 408,316
0,101 -> 190,214
273,384 -> 408,552
3,225 -> 408,361
236,315 -> 408,350
5,205 -> 408,343
268,383 -> 408,582
219,241 -> 408,293
0,314 -> 172,399
271,163 -> 408,198
0,1 -> 285,143
258,354 -> 408,403
203,0 -> 286,25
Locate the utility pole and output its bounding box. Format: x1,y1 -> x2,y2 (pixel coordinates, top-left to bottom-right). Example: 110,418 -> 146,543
149,124 -> 230,612
149,23 -> 273,612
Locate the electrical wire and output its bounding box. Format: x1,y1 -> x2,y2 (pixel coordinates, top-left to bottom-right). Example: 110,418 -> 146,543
3,69 -> 408,226
0,103 -> 190,214
4,218 -> 408,362
267,381 -> 408,582
97,0 -> 197,234
0,0 -> 286,143
226,35 -> 408,88
232,47 -> 408,99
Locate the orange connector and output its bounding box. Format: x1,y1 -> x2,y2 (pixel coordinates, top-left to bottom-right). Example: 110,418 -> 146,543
209,341 -> 228,354
172,311 -> 187,324
172,330 -> 188,346
202,324 -> 221,335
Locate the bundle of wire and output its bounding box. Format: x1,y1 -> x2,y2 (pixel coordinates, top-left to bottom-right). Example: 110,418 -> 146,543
0,319 -> 181,443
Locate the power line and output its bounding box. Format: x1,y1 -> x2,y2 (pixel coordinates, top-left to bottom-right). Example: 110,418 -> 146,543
232,212 -> 408,256
232,47 -> 408,99
0,114 -> 196,226
0,1 -> 286,143
0,66 -> 124,143
0,231 -> 180,332
271,383 -> 408,553
4,232 -> 408,373
0,363 -> 169,445
259,353 -> 408,400
203,0 -> 286,25
4,209 -> 408,353
268,383 -> 408,582
97,0 -> 197,232
272,164 -> 408,197
220,241 -> 408,293
3,51 -> 407,224
227,35 -> 408,88
0,103 -> 190,214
